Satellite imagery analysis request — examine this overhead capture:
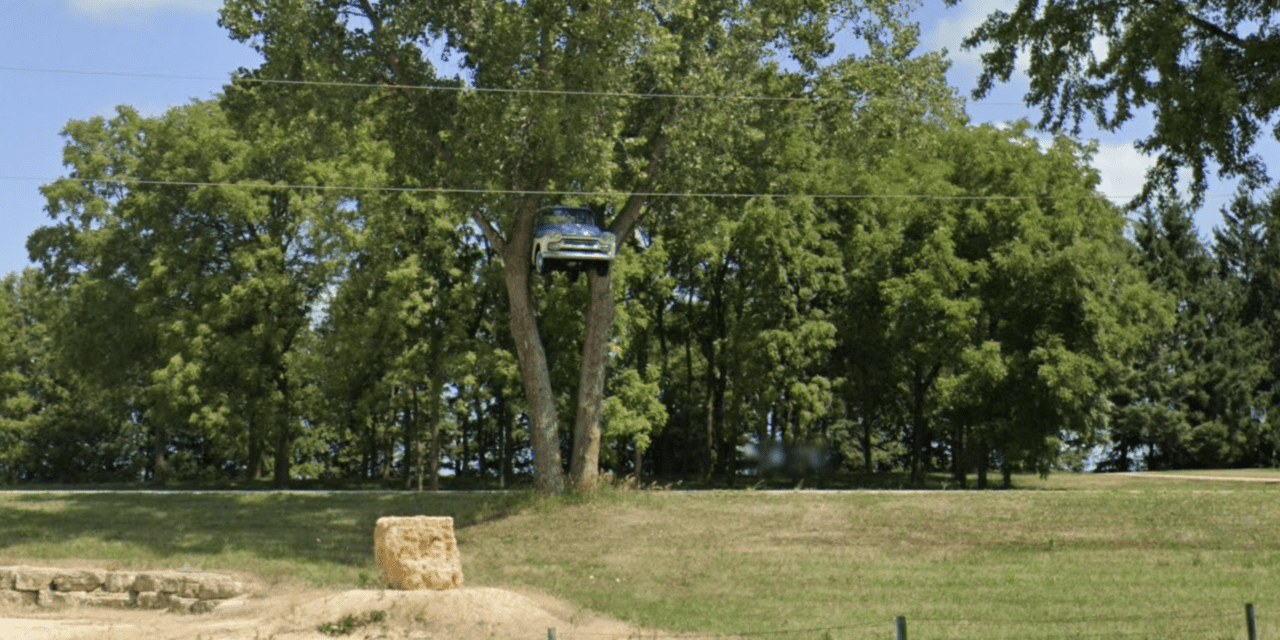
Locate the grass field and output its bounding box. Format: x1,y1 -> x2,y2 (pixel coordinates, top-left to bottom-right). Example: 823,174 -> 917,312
0,472 -> 1277,640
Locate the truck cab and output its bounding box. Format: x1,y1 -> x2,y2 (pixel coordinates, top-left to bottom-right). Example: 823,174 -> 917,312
532,205 -> 617,277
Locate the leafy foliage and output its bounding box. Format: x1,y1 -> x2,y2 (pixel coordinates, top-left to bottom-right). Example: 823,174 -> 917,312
955,0 -> 1280,203
4,0 -> 1278,487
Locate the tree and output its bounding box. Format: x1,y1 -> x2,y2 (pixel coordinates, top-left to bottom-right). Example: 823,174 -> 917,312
1106,197 -> 1267,470
1209,189 -> 1280,466
956,0 -> 1280,203
31,100 -> 360,485
833,122 -> 1165,486
0,271 -> 51,482
219,0 -> 921,492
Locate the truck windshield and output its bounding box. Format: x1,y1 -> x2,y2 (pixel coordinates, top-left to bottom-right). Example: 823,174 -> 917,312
540,208 -> 596,226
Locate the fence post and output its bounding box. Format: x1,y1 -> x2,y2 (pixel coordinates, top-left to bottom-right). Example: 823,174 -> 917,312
895,615 -> 907,640
548,628 -> 557,640
1247,603 -> 1258,640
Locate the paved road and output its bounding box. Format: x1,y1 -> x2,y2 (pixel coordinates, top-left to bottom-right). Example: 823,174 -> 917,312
1125,472 -> 1280,483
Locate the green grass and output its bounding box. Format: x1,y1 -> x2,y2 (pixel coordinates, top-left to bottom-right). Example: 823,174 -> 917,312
0,490 -> 532,587
316,609 -> 386,636
0,473 -> 1277,640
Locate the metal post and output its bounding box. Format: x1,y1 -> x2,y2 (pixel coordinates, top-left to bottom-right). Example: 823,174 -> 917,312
548,628 -> 557,640
1247,603 -> 1258,640
895,615 -> 907,640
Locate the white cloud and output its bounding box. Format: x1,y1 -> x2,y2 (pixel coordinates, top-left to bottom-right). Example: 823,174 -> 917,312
924,0 -> 1016,72
1090,140 -> 1154,202
68,0 -> 221,21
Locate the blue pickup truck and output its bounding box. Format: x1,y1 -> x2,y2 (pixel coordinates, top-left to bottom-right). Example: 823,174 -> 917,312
532,205 -> 617,277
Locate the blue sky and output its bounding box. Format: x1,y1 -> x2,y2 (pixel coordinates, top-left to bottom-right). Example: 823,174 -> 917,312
0,0 -> 1247,278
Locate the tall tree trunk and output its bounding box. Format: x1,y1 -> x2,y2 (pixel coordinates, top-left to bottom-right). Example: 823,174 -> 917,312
911,366 -> 931,483
151,419 -> 167,483
951,422 -> 967,488
272,416 -> 291,489
474,395 -> 489,482
429,376 -> 443,492
570,268 -> 614,488
248,414 -> 264,480
411,389 -> 422,492
861,415 -> 874,472
977,436 -> 990,489
909,379 -> 926,486
500,231 -> 564,494
272,364 -> 293,489
498,390 -> 509,490
909,363 -> 941,486
380,416 -> 393,480
634,439 -> 644,482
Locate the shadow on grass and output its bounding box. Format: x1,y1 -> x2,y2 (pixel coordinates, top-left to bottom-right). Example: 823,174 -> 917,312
0,490 -> 539,576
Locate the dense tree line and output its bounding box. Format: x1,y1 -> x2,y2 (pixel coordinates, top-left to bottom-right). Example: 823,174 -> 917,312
1,0 -> 1277,489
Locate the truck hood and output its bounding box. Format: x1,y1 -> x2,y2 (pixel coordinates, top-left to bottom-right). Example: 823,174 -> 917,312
536,223 -> 606,237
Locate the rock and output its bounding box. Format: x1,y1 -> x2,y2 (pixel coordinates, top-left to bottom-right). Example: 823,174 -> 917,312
103,571 -> 137,592
174,576 -> 205,599
13,567 -> 60,591
54,568 -> 106,592
134,591 -> 169,609
196,575 -> 242,599
134,571 -> 184,593
374,516 -> 464,590
167,595 -> 198,613
1,566 -> 237,613
82,591 -> 133,609
189,599 -> 222,614
39,590 -> 86,608
11,567 -> 50,591
0,590 -> 36,607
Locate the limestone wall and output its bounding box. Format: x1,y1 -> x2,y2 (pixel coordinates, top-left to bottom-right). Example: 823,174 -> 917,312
0,566 -> 245,613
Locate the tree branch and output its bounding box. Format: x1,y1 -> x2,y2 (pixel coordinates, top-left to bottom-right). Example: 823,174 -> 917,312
471,208 -> 506,255
1141,0 -> 1245,48
613,109 -> 676,239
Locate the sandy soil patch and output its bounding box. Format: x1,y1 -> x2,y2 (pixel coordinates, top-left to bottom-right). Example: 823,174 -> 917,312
0,584 -> 719,640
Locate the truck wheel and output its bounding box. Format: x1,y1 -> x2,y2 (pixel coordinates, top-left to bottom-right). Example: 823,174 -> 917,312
535,250 -> 547,276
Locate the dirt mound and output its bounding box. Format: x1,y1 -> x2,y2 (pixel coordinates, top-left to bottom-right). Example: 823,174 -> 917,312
0,584 -> 719,640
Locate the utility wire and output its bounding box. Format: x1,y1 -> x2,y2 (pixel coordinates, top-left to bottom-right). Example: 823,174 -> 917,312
0,64 -> 1027,105
0,175 -> 1134,203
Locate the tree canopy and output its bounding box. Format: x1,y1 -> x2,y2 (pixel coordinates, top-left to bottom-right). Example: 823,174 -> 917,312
6,0 -> 1277,488
956,0 -> 1280,203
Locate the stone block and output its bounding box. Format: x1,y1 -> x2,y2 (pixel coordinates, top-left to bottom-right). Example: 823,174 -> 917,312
82,591 -> 133,609
167,595 -> 198,614
134,591 -> 169,609
189,599 -> 222,614
173,576 -> 204,598
0,590 -> 37,607
13,567 -> 59,591
374,515 -> 464,590
103,572 -> 137,593
0,567 -> 15,590
54,568 -> 106,592
39,590 -> 85,608
195,575 -> 242,599
134,571 -> 184,593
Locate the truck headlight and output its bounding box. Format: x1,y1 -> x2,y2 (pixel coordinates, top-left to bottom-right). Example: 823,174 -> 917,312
601,233 -> 617,252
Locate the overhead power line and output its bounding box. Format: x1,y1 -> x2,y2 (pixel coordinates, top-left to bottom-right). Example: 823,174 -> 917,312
0,64 -> 1027,105
1,174 -> 1143,203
